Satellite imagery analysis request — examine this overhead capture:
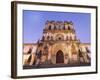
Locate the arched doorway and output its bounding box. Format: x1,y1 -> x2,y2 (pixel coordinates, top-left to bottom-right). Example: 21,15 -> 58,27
56,50 -> 64,64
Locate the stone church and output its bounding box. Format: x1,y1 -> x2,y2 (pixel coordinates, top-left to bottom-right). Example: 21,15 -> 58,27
23,20 -> 91,66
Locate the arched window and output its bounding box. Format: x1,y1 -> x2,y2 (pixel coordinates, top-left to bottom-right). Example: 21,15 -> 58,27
59,25 -> 61,30
85,47 -> 90,53
51,36 -> 53,40
48,25 -> 51,30
54,25 -> 57,30
28,48 -> 32,54
70,36 -> 72,40
63,25 -> 65,30
47,36 -> 50,40
68,26 -> 70,30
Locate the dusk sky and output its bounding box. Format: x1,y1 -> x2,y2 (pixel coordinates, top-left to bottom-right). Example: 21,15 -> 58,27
23,10 -> 91,43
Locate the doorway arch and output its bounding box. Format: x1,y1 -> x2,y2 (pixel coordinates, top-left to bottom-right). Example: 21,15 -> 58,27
56,50 -> 64,64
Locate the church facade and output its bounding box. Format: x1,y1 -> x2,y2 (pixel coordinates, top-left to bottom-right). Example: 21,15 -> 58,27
23,21 -> 91,67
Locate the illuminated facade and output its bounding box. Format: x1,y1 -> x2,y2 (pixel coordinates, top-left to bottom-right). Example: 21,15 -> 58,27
23,21 -> 91,66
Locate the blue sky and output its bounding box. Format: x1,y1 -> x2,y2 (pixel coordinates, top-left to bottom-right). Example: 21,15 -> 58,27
23,10 -> 91,43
